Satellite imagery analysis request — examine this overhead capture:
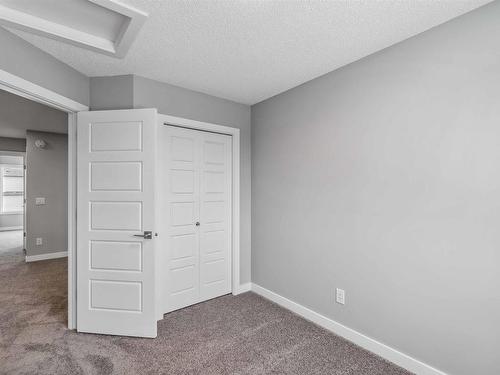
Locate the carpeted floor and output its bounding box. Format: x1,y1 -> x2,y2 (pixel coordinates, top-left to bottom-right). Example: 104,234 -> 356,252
0,235 -> 412,375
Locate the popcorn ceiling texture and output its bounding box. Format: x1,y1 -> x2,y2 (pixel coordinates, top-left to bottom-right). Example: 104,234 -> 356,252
7,0 -> 492,104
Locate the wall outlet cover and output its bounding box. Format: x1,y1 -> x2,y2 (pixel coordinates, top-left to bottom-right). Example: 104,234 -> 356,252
36,237 -> 43,246
336,288 -> 345,305
35,197 -> 46,205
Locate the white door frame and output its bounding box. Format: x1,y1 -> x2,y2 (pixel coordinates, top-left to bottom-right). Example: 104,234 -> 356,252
0,69 -> 88,330
159,114 -> 243,295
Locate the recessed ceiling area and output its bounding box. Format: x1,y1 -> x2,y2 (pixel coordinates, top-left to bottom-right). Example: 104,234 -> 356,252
2,0 -> 493,105
0,0 -> 147,57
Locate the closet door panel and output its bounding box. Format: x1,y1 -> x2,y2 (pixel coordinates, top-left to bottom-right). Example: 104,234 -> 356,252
162,127 -> 200,312
199,132 -> 232,301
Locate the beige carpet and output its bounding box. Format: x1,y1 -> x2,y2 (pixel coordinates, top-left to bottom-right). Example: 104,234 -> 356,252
0,241 -> 412,375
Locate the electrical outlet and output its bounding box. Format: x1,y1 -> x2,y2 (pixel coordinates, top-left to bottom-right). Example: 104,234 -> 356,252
36,237 -> 43,246
336,288 -> 345,305
35,197 -> 46,205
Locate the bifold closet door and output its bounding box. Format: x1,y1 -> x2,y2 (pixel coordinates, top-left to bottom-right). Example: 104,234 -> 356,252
160,125 -> 231,313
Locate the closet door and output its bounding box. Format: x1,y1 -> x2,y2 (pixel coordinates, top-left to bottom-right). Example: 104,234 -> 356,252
162,126 -> 200,312
199,132 -> 232,301
161,125 -> 231,313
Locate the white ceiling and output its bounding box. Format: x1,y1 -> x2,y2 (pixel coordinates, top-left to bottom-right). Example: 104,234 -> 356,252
6,0 -> 493,105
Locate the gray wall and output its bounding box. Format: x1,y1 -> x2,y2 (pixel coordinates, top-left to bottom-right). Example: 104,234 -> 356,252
0,136 -> 25,152
89,75 -> 134,110
0,28 -> 89,106
90,75 -> 252,284
0,90 -> 68,138
0,154 -> 23,230
25,131 -> 68,257
251,2 -> 500,375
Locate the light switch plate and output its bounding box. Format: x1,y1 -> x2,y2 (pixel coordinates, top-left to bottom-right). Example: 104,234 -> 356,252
36,237 -> 43,246
35,197 -> 46,205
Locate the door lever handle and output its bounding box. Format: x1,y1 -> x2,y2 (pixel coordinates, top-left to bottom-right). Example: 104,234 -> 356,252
133,231 -> 153,239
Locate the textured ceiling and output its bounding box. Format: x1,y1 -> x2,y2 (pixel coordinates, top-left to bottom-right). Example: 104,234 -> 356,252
6,0 -> 493,105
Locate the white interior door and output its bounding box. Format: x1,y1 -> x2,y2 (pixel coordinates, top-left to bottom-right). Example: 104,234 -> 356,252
77,109 -> 157,337
159,125 -> 231,313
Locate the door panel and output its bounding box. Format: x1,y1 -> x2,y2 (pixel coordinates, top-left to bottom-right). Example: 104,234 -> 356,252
160,125 -> 231,313
90,121 -> 142,151
90,162 -> 142,191
160,126 -> 200,312
77,109 -> 157,338
90,241 -> 142,271
199,132 -> 232,301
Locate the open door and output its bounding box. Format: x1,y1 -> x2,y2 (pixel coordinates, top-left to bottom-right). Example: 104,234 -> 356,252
77,109 -> 157,337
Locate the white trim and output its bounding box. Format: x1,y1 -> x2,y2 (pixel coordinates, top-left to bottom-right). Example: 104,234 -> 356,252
0,226 -> 22,231
158,114 -> 243,296
25,251 -> 68,262
0,69 -> 87,331
236,282 -> 252,294
0,1 -> 147,58
90,0 -> 148,58
67,114 -> 77,330
0,69 -> 88,112
251,283 -> 448,375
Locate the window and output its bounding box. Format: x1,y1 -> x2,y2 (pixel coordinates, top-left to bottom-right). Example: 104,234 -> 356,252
1,166 -> 24,214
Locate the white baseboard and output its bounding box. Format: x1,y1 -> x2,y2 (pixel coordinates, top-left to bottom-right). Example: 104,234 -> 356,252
234,282 -> 252,295
25,251 -> 68,262
251,283 -> 447,375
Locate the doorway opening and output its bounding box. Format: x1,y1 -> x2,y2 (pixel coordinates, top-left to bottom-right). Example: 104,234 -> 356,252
0,69 -> 87,330
0,88 -> 70,330
0,152 -> 24,262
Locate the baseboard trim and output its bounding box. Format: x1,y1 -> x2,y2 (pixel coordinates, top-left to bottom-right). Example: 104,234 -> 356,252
25,251 -> 68,262
251,283 -> 447,375
234,282 -> 252,295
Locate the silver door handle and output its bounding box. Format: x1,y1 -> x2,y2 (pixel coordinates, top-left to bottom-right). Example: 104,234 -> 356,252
133,231 -> 153,239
